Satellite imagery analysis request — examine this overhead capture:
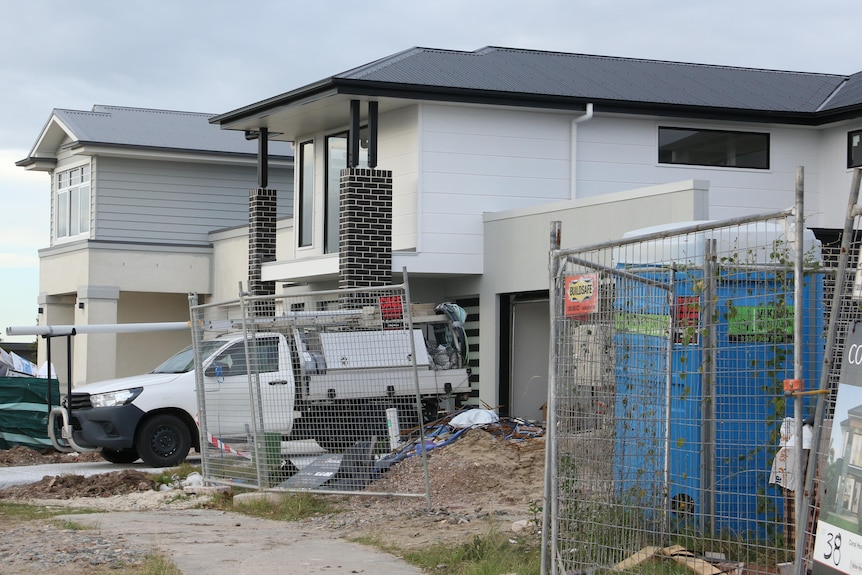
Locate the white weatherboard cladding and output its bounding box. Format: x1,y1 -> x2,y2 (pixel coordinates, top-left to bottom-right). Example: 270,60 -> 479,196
818,123 -> 862,229
417,104 -> 572,272
576,116 -> 824,223
95,157 -> 293,244
378,105 -> 419,251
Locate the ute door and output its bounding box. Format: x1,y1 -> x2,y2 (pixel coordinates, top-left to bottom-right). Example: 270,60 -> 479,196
248,335 -> 295,433
202,336 -> 295,437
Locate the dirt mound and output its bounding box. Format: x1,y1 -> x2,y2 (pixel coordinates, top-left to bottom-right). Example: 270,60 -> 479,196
0,469 -> 156,499
0,445 -> 103,467
372,427 -> 544,506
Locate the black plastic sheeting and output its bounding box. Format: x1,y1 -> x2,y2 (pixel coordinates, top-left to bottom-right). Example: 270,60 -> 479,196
0,377 -> 60,450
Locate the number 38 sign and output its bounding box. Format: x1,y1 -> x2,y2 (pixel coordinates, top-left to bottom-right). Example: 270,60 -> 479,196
813,525 -> 856,575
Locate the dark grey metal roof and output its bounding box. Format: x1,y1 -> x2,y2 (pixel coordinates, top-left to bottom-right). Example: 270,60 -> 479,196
213,46 -> 862,129
337,47 -> 848,114
55,105 -> 293,156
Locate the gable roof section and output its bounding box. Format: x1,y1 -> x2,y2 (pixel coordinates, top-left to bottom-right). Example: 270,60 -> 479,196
20,105 -> 293,167
213,46 -> 862,130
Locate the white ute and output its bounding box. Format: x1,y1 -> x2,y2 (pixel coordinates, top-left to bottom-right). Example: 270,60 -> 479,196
49,305 -> 471,467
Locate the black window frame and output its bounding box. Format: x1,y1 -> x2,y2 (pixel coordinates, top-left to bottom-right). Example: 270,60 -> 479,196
658,126 -> 770,170
848,129 -> 862,169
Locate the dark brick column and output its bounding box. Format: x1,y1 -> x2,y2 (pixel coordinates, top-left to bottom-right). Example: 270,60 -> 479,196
249,187 -> 277,315
338,168 -> 393,305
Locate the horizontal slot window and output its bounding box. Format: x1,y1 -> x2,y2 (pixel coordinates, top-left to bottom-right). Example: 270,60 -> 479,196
659,127 -> 769,169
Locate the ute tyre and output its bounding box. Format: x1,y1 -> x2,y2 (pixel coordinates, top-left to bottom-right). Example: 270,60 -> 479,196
136,414 -> 191,467
100,447 -> 140,464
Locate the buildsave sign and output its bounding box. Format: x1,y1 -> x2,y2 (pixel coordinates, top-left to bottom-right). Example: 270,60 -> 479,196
565,274 -> 599,319
813,322 -> 862,575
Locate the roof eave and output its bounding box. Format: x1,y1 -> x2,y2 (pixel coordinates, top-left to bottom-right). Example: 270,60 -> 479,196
15,157 -> 57,171
210,78 -> 339,127
69,141 -> 294,162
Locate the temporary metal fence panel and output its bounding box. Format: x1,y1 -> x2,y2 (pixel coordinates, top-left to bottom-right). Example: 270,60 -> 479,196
546,210 -> 827,575
189,282 -> 471,501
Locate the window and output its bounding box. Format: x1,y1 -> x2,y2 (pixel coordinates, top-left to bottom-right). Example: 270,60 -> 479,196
298,141 -> 314,247
325,133 -> 347,254
324,128 -> 369,254
848,130 -> 862,168
659,127 -> 769,169
56,165 -> 90,239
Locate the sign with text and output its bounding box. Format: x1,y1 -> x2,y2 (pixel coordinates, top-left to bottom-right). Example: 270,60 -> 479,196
813,323 -> 862,575
565,274 -> 599,319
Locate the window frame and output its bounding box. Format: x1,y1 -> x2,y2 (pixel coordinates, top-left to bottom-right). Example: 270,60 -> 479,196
55,163 -> 91,241
324,132 -> 347,254
658,126 -> 770,170
297,140 -> 314,248
848,129 -> 862,169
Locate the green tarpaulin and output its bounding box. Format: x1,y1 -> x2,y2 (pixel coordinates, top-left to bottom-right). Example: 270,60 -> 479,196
0,377 -> 60,450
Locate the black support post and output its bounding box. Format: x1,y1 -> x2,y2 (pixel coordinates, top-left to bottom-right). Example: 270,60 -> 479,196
257,127 -> 269,189
349,99 -> 360,168
368,101 -> 378,169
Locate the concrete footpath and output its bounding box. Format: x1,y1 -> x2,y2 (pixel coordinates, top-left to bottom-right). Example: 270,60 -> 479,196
0,460 -> 424,574
60,508 -> 425,575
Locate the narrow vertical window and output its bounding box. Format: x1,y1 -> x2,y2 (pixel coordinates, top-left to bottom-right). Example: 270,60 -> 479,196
325,133 -> 347,254
324,128 -> 370,254
298,141 -> 314,248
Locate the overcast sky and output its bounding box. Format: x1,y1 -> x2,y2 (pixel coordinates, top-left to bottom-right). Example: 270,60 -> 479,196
1,0 -> 859,343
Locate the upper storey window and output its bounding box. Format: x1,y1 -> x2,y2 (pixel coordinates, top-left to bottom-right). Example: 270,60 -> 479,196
848,130 -> 862,168
659,127 -> 769,169
56,164 -> 90,240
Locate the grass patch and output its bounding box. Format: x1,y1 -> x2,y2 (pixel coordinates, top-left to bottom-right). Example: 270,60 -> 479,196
123,551 -> 184,575
50,517 -> 95,530
358,529 -> 542,575
0,500 -> 100,521
229,491 -> 341,521
148,462 -> 203,487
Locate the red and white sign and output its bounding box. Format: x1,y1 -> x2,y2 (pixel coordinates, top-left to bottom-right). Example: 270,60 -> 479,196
565,274 -> 599,319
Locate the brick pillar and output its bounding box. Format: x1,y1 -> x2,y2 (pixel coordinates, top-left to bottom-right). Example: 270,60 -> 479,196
338,168 -> 393,306
249,187 -> 276,315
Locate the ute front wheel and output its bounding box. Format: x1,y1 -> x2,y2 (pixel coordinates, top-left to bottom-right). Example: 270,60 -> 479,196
100,447 -> 140,464
136,414 -> 191,467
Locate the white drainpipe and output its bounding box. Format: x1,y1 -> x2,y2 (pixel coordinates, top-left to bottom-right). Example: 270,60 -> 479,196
570,103 -> 594,200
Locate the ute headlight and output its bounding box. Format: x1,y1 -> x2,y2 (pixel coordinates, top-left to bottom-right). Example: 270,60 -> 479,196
89,387 -> 143,408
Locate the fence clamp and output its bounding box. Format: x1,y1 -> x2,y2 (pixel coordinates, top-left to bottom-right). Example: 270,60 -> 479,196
783,379 -> 803,395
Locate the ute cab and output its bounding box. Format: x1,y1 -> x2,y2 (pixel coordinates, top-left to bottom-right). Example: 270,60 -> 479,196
49,334 -> 295,467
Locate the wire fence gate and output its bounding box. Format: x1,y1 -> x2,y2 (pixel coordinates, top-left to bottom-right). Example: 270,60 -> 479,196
542,171 -> 860,575
188,280 -> 472,499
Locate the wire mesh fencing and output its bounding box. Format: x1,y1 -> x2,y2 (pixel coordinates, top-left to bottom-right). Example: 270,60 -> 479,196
545,211 -> 828,575
188,282 -> 472,498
